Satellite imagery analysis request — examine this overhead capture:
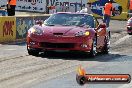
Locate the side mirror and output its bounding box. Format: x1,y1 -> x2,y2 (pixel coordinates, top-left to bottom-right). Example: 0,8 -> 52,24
96,23 -> 106,36
98,23 -> 106,29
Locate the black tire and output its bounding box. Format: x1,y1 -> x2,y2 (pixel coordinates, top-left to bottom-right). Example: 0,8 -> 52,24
28,49 -> 39,56
103,36 -> 110,54
89,37 -> 97,57
27,45 -> 39,56
128,32 -> 132,35
43,50 -> 55,56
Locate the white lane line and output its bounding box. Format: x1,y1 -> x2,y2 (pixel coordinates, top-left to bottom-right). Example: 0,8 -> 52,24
4,49 -> 17,51
111,35 -> 131,47
118,82 -> 132,88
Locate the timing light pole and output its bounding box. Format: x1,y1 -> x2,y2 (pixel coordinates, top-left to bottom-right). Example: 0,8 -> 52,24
81,0 -> 82,10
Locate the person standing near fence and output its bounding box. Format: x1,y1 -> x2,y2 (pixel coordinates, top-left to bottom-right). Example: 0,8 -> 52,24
128,0 -> 132,18
79,2 -> 92,14
103,0 -> 113,28
103,0 -> 114,39
7,0 -> 16,16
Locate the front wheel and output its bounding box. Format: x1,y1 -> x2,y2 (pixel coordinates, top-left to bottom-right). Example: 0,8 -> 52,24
128,32 -> 132,35
102,36 -> 110,54
28,49 -> 39,56
89,37 -> 97,57
27,46 -> 39,56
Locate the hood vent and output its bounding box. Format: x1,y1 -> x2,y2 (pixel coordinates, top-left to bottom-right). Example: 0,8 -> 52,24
53,33 -> 63,35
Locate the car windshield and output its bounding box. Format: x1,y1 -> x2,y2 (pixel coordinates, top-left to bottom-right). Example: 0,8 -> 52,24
44,13 -> 94,28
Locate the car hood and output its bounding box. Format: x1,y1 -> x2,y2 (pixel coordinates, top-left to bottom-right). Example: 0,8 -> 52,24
41,25 -> 87,36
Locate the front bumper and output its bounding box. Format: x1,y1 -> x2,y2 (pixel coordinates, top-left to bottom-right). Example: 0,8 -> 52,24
27,36 -> 93,52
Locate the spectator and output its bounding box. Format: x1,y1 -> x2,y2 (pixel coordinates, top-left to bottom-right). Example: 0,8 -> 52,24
7,0 -> 16,16
103,0 -> 113,28
80,2 -> 92,14
48,6 -> 56,14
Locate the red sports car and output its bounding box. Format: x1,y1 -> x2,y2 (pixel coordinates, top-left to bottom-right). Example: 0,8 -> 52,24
127,17 -> 132,35
27,12 -> 110,57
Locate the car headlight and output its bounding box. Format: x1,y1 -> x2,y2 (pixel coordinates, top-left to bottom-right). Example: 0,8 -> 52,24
29,27 -> 43,35
85,31 -> 90,36
75,31 -> 90,37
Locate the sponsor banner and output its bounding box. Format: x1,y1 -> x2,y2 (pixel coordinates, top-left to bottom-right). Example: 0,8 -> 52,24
111,0 -> 128,20
16,17 -> 33,39
0,0 -> 46,12
0,17 -> 16,42
76,74 -> 131,85
16,0 -> 46,12
0,0 -> 88,13
76,66 -> 131,85
89,0 -> 128,20
16,15 -> 50,40
48,0 -> 88,13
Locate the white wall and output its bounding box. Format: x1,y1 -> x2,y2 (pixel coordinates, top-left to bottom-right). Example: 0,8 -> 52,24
48,0 -> 88,13
0,0 -> 88,13
16,0 -> 46,12
0,0 -> 46,12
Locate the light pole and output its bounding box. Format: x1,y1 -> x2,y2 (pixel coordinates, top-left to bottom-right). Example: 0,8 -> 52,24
81,0 -> 82,10
46,0 -> 49,14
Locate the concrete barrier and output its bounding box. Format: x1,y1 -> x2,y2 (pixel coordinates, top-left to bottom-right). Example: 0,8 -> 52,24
0,14 -> 50,43
89,0 -> 128,20
0,16 -> 16,43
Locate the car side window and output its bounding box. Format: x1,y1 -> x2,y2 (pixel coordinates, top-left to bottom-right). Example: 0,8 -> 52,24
84,15 -> 94,28
94,18 -> 99,28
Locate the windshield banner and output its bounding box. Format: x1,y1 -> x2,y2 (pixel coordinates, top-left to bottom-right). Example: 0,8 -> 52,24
89,0 -> 128,20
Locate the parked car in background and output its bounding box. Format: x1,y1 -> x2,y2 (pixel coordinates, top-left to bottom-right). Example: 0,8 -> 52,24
27,12 -> 110,57
127,17 -> 132,35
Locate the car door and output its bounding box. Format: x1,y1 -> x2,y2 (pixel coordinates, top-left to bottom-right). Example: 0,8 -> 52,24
94,19 -> 106,49
84,15 -> 106,50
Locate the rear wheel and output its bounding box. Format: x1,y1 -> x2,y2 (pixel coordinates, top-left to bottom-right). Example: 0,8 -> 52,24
89,37 -> 97,57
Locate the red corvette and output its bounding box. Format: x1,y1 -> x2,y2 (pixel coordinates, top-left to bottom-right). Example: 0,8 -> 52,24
127,17 -> 132,35
27,12 -> 110,57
